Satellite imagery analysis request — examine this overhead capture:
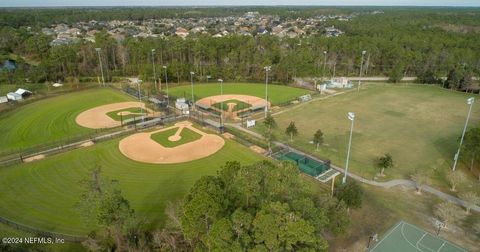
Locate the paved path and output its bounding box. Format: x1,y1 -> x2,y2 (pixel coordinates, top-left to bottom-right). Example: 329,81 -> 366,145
227,124 -> 480,213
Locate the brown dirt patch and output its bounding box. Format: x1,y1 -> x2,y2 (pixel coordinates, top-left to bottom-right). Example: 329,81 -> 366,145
76,102 -> 154,129
80,141 -> 94,147
118,121 -> 225,164
222,132 -> 235,139
196,94 -> 269,120
250,145 -> 266,155
24,154 -> 45,163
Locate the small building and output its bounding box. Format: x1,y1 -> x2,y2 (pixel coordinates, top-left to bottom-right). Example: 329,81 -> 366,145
7,92 -> 22,101
175,98 -> 189,115
319,77 -> 353,89
0,96 -> 8,104
15,88 -> 32,98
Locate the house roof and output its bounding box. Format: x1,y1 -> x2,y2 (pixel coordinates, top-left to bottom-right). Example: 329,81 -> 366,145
15,88 -> 32,95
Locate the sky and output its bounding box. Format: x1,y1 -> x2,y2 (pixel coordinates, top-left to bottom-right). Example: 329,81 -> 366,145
1,0 -> 479,7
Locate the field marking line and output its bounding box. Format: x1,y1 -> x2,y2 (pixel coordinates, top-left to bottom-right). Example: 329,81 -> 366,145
404,222 -> 467,252
369,221 -> 404,251
400,222 -> 424,252
416,233 -> 428,250
437,242 -> 446,252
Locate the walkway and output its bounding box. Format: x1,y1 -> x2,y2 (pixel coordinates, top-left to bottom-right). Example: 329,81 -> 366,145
227,123 -> 480,213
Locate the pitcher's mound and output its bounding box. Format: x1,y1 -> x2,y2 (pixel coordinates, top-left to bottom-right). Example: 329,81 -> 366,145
119,121 -> 225,164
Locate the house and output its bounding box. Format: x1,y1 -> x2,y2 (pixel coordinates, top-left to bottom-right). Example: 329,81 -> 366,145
7,92 -> 22,101
175,27 -> 189,39
319,77 -> 353,89
15,88 -> 33,98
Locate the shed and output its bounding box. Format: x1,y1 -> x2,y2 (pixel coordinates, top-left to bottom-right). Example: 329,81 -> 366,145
15,88 -> 32,97
7,92 -> 22,101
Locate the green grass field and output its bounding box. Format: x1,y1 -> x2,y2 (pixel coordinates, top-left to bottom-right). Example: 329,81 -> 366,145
254,84 -> 480,191
0,135 -> 263,235
212,99 -> 252,112
169,83 -> 311,105
150,127 -> 202,147
0,88 -> 133,153
106,107 -> 144,121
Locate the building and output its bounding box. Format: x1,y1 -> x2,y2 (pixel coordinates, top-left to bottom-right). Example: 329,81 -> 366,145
319,77 -> 353,89
7,92 -> 22,101
175,98 -> 190,115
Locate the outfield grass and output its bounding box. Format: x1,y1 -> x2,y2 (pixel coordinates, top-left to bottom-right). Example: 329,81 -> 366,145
0,88 -> 133,153
212,99 -> 252,112
106,107 -> 144,121
254,84 -> 480,191
169,83 -> 311,105
150,127 -> 202,147
0,135 -> 263,235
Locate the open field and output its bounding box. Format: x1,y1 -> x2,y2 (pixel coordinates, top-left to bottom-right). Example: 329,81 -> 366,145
0,88 -> 133,153
169,82 -> 312,105
254,84 -> 480,192
0,134 -> 263,235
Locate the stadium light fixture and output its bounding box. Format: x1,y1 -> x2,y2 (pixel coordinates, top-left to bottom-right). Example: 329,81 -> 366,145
95,48 -> 105,86
190,71 -> 195,109
343,112 -> 355,184
452,97 -> 475,171
357,51 -> 367,92
264,66 -> 271,118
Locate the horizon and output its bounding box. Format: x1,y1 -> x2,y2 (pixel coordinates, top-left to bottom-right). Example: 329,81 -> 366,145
2,0 -> 480,8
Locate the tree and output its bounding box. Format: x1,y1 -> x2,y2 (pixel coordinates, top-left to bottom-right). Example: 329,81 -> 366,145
262,129 -> 276,154
447,170 -> 466,192
376,153 -> 393,176
462,127 -> 480,172
459,192 -> 479,214
411,170 -> 428,194
263,112 -> 277,132
285,121 -> 298,142
335,180 -> 363,210
313,129 -> 324,151
434,202 -> 465,229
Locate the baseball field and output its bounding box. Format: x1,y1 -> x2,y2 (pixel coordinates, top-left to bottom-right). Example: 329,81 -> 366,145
254,84 -> 480,191
168,82 -> 311,105
0,88 -> 135,153
0,130 -> 263,235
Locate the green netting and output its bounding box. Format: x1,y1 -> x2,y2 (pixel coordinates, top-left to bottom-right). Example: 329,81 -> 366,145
276,151 -> 328,177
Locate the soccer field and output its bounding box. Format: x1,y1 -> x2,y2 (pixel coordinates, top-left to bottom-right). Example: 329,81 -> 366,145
255,84 -> 480,189
0,135 -> 263,235
0,88 -> 134,153
168,82 -> 311,105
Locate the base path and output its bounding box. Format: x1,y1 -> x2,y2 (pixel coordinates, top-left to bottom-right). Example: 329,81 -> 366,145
76,101 -> 149,129
119,121 -> 225,164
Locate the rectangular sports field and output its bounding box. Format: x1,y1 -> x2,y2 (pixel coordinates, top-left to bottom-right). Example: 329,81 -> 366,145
370,221 -> 467,252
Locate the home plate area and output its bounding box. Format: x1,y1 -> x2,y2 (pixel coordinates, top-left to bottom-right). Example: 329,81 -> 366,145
118,121 -> 225,164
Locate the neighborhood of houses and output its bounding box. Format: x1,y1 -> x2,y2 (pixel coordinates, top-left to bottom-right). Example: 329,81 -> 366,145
35,11 -> 385,46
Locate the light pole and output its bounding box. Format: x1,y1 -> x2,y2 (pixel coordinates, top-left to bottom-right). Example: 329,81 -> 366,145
137,79 -> 144,122
218,79 -> 224,127
357,50 -> 367,92
264,66 -> 271,118
323,51 -> 327,80
452,97 -> 475,171
343,112 -> 355,184
151,49 -> 157,91
163,65 -> 169,106
190,71 -> 195,109
95,48 -> 105,86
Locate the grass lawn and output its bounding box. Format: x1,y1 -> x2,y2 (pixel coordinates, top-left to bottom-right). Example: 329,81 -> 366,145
212,99 -> 252,112
0,88 -> 133,153
254,84 -> 480,192
150,127 -> 202,147
169,83 -> 311,106
0,135 -> 263,236
106,107 -> 144,121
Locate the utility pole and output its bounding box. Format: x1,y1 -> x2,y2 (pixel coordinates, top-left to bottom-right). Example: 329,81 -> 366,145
190,71 -> 195,110
452,97 -> 475,171
218,79 -> 224,127
323,51 -> 327,80
151,49 -> 157,91
343,112 -> 355,184
264,66 -> 271,118
95,48 -> 105,86
357,50 -> 367,92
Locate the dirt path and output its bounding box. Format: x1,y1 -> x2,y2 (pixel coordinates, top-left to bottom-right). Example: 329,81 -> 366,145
119,121 -> 225,164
